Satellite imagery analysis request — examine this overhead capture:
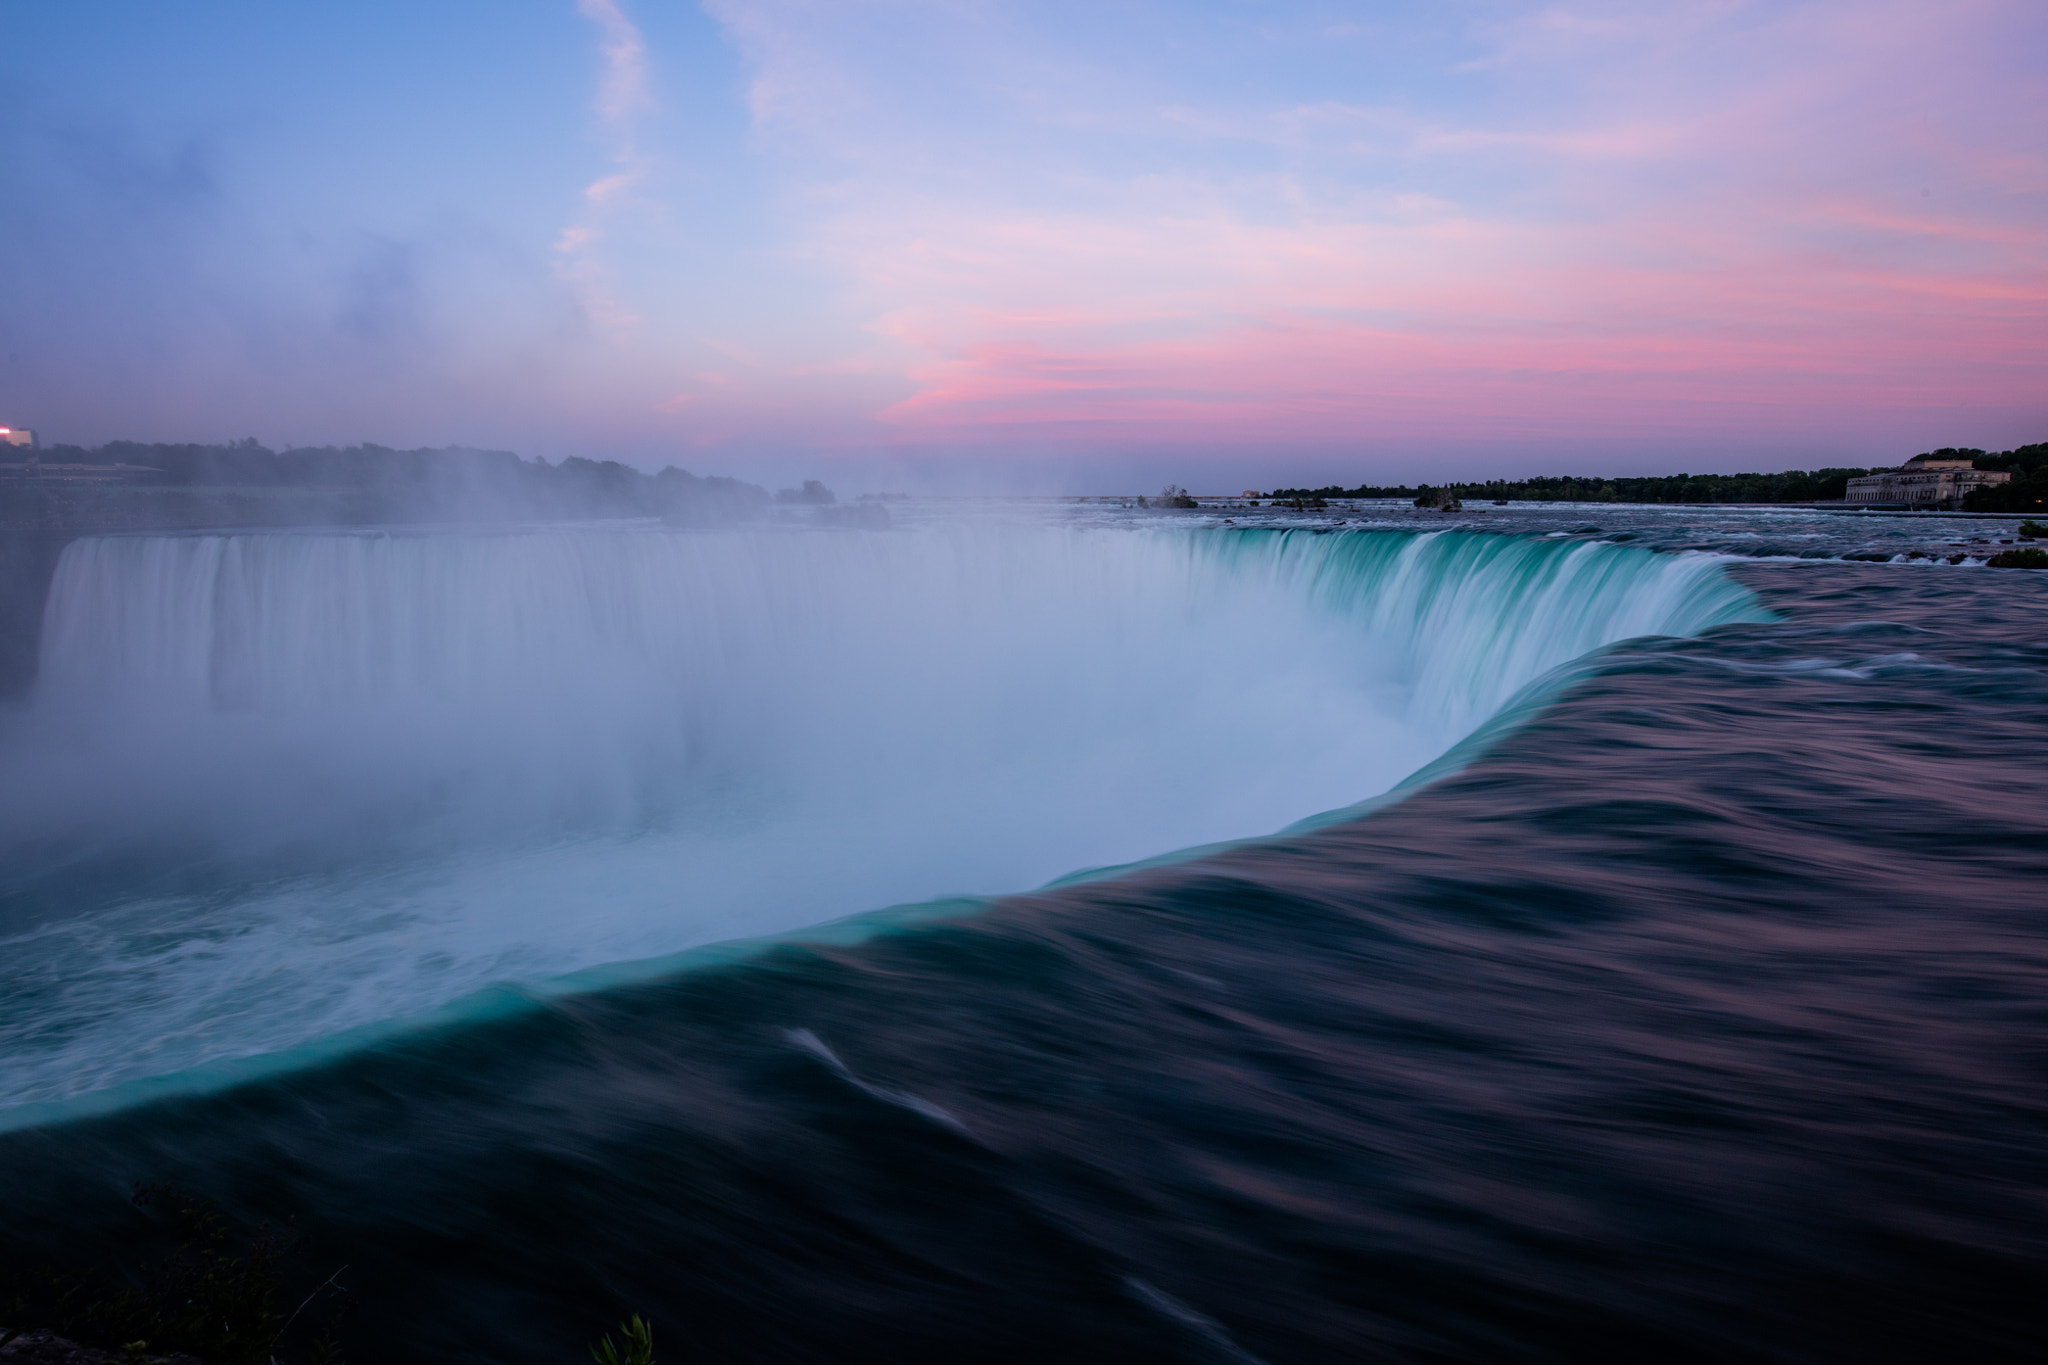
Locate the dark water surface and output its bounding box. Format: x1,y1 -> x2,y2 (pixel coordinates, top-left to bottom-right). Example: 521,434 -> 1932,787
2,543 -> 2045,1362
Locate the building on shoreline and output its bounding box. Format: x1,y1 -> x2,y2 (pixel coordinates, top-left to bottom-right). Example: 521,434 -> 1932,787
1845,454 -> 2010,510
0,426 -> 33,449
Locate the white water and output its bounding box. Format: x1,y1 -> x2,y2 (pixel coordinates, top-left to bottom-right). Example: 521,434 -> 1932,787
0,520 -> 1762,1109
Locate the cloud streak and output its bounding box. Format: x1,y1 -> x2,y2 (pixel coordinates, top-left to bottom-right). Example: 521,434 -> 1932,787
689,0 -> 2047,466
8,0 -> 2042,475
556,0 -> 654,333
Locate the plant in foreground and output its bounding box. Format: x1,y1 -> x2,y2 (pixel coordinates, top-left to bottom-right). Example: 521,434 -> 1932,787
589,1314 -> 655,1365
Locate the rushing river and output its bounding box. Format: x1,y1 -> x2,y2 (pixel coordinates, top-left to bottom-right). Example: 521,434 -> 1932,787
1,501 -> 2042,1362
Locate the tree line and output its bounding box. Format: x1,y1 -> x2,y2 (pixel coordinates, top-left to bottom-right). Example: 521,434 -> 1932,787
9,440 -> 792,525
1269,442 -> 2046,509
1960,442 -> 2048,512
1270,466 -> 1880,505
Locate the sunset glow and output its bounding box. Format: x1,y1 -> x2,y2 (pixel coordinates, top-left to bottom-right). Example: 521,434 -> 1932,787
3,0 -> 2043,485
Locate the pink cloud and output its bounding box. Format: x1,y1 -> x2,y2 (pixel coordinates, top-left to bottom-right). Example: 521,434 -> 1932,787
595,0 -> 2048,466
842,184 -> 2045,450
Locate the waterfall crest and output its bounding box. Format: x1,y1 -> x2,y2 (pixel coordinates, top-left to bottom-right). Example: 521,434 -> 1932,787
0,523 -> 1764,1109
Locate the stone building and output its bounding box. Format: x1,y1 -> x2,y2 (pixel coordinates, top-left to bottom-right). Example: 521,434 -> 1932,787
1845,454 -> 2010,509
0,425 -> 33,449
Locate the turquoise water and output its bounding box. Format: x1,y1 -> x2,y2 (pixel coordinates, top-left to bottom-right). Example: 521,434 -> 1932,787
0,521 -> 1759,1115
1,507 -> 2041,1362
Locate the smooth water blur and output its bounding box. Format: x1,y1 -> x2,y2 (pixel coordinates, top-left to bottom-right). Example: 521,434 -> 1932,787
0,556 -> 2040,1365
0,517 -> 1757,1110
1050,493 -> 2040,563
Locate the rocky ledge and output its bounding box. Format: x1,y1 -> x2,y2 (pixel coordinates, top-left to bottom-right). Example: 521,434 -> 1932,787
0,1329 -> 202,1365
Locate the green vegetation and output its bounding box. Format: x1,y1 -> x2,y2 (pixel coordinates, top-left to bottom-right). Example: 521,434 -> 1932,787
1962,444 -> 2048,511
2020,520 -> 2048,539
1,1186 -> 348,1364
1270,444 -> 2042,507
1274,466 -> 1882,505
589,1314 -> 656,1365
1988,547 -> 2048,569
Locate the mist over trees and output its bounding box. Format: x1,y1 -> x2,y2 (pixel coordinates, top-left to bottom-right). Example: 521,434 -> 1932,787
1,440 -> 786,529
774,479 -> 836,505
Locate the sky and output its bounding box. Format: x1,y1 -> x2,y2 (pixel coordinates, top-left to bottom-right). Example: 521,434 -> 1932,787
1,0 -> 2044,491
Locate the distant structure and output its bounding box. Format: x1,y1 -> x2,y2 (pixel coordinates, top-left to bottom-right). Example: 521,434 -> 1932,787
0,460 -> 160,483
1845,453 -> 2010,510
0,432 -> 162,484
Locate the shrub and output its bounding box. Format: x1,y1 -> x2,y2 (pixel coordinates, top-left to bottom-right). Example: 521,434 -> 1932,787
589,1315 -> 655,1365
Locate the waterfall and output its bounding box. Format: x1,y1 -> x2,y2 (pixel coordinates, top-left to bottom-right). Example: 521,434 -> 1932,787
0,522 -> 1765,1109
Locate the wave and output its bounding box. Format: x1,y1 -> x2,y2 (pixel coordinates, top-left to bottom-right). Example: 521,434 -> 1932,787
0,523 -> 1764,1113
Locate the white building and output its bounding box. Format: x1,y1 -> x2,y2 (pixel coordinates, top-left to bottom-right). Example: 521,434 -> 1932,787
1845,454 -> 2010,509
0,426 -> 33,449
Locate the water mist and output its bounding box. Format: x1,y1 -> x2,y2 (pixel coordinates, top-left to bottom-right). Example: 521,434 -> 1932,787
0,520 -> 1762,1112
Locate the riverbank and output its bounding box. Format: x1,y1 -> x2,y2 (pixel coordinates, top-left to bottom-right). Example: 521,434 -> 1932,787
0,1329 -> 202,1365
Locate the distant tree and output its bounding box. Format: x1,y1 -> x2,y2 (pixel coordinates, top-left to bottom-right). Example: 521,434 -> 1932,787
1963,443 -> 2048,512
2,440 -> 777,528
1269,458 -> 1992,507
774,480 -> 836,505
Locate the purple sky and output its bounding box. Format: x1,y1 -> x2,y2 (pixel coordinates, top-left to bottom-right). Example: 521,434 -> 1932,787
3,0 -> 2043,490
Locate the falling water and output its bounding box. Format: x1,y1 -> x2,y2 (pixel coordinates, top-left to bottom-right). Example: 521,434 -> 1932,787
0,521 -> 1760,1111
